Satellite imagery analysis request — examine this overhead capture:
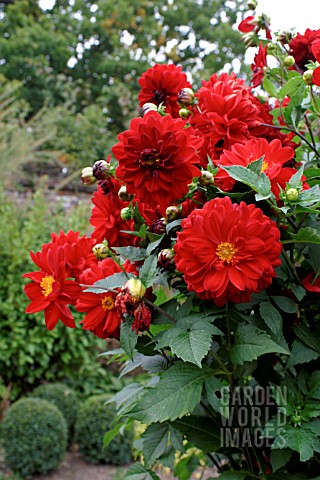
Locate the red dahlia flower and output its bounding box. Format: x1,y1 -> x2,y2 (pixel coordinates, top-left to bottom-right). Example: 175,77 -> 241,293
289,28 -> 320,70
251,42 -> 268,88
174,196 -> 282,306
311,40 -> 320,86
138,64 -> 192,118
113,112 -> 203,214
214,138 -> 303,199
238,15 -> 272,40
90,184 -> 134,246
302,272 -> 320,293
23,244 -> 82,330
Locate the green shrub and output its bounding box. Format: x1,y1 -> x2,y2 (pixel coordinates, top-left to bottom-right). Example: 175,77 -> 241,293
75,394 -> 133,465
1,398 -> 67,478
30,382 -> 79,440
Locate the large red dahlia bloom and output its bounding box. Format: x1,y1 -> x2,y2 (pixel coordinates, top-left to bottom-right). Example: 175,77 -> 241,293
214,138 -> 301,199
138,64 -> 192,118
113,112 -> 203,214
23,244 -> 82,330
174,197 -> 282,306
289,28 -> 320,70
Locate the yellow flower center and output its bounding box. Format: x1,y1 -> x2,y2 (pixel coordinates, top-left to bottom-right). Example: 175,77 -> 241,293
101,296 -> 115,311
261,159 -> 269,172
216,242 -> 237,264
40,275 -> 55,297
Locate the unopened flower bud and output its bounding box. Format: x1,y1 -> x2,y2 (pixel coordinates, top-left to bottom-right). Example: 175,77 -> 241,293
283,55 -> 295,67
120,207 -> 133,221
81,167 -> 96,185
178,87 -> 195,106
303,70 -> 314,85
267,42 -> 277,52
165,205 -> 182,222
158,249 -> 175,270
149,217 -> 167,235
92,160 -> 110,180
199,170 -> 214,186
92,243 -> 109,259
118,185 -> 134,202
242,32 -> 258,48
179,108 -> 192,119
125,278 -> 146,299
286,188 -> 299,202
277,30 -> 293,45
141,102 -> 158,116
247,0 -> 257,9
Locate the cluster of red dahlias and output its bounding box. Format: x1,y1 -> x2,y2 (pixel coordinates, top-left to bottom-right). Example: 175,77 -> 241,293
24,12 -> 318,337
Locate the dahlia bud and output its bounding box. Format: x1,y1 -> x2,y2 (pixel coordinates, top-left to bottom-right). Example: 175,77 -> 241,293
141,102 -> 158,116
286,188 -> 299,202
149,217 -> 168,235
178,87 -> 195,106
199,170 -> 214,186
267,42 -> 277,52
303,70 -> 314,85
125,278 -> 146,299
118,185 -> 134,202
283,55 -> 295,67
247,0 -> 257,9
92,243 -> 110,259
179,108 -> 192,119
158,249 -> 175,270
277,30 -> 293,45
120,207 -> 133,221
165,205 -> 182,222
242,32 -> 258,48
92,160 -> 110,180
81,167 -> 96,185
132,302 -> 152,333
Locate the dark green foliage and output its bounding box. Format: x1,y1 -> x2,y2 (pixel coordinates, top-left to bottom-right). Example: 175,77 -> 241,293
30,382 -> 79,440
1,398 -> 67,478
75,394 -> 133,465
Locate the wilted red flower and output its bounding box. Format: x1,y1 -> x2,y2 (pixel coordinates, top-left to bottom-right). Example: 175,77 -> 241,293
23,244 -> 82,330
76,258 -> 136,339
289,28 -> 320,70
90,184 -> 134,246
311,40 -> 320,86
214,138 -> 303,199
174,196 -> 282,306
113,112 -> 203,214
251,42 -> 268,87
138,64 -> 192,118
302,272 -> 320,293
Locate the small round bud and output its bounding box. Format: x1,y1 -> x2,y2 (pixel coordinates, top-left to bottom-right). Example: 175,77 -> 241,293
118,185 -> 134,202
283,55 -> 295,67
81,167 -> 96,185
165,205 -> 182,222
179,108 -> 192,119
158,249 -> 175,270
303,70 -> 314,85
266,42 -> 277,52
177,87 -> 195,106
149,217 -> 167,235
286,188 -> 299,202
141,103 -> 158,116
120,207 -> 133,221
92,243 -> 110,259
92,160 -> 110,180
125,278 -> 146,299
247,0 -> 257,9
277,30 -> 293,45
199,170 -> 214,186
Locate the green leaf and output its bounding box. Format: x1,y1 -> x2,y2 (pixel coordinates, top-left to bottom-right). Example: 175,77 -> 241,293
290,285 -> 305,302
216,473 -> 253,479
288,166 -> 304,189
141,423 -> 170,467
219,165 -> 260,190
166,219 -> 182,236
263,78 -> 279,98
83,272 -> 135,293
230,324 -> 289,365
127,362 -> 214,424
259,301 -> 283,335
103,422 -> 125,447
247,156 -> 264,175
120,318 -> 138,360
173,416 -> 220,452
287,340 -> 319,368
271,296 -> 297,314
283,227 -> 320,244
113,246 -> 146,262
279,76 -> 305,99
146,234 -> 165,256
174,455 -> 200,480
124,463 -> 161,480
139,254 -> 158,288
270,449 -> 292,473
204,376 -> 228,417
294,324 -> 320,354
273,424 -> 320,462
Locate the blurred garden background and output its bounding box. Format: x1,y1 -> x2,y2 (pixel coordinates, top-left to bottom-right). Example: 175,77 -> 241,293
0,0 -> 247,478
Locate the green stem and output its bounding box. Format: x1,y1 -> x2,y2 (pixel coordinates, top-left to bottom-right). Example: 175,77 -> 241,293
281,250 -> 302,285
143,297 -> 176,323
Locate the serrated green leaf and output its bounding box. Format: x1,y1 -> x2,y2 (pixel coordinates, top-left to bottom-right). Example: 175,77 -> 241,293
247,156 -> 264,175
288,166 -> 304,189
283,226 -> 320,244
270,448 -> 292,473
83,272 -> 135,293
219,165 -> 259,190
263,78 -> 279,98
124,463 -> 161,480
204,376 -> 228,417
113,246 -> 146,261
271,296 -> 297,313
279,76 -> 305,99
103,422 -> 124,447
294,324 -> 320,354
273,425 -> 320,462
260,301 -> 283,335
141,423 -> 170,467
120,318 -> 138,360
174,455 -> 200,480
290,285 -> 305,302
173,416 -> 220,452
287,340 -> 319,368
139,254 -> 158,288
146,234 -> 165,256
127,362 -> 214,424
230,324 -> 289,365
